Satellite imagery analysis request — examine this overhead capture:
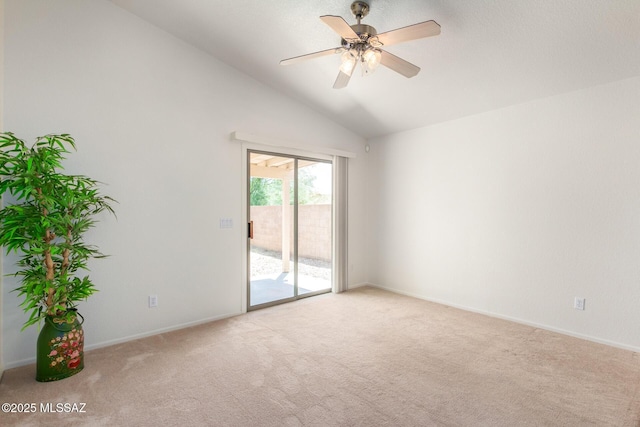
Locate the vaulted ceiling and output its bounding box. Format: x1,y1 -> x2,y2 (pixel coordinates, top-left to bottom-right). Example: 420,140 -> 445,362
109,0 -> 640,138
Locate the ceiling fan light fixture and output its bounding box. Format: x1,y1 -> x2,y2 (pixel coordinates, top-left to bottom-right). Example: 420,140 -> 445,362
362,48 -> 381,72
339,50 -> 358,76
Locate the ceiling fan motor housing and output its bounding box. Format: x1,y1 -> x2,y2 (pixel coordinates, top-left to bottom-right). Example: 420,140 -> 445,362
352,24 -> 376,39
341,23 -> 377,48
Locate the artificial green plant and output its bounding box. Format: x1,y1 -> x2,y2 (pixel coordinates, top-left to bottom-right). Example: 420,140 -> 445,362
0,132 -> 115,329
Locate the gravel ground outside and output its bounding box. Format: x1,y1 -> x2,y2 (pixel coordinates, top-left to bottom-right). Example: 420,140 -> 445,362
250,247 -> 331,280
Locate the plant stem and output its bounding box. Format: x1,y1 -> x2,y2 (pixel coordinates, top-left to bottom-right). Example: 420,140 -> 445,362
40,187 -> 56,312
61,226 -> 71,274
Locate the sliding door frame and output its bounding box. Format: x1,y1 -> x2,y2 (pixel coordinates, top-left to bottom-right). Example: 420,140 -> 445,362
245,148 -> 333,312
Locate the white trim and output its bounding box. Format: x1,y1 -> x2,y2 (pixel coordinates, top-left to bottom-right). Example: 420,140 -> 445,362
366,283 -> 640,354
231,131 -> 357,159
240,145 -> 248,314
3,311 -> 242,369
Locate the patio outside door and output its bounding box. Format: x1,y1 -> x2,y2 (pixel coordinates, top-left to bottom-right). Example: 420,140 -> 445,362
248,150 -> 332,309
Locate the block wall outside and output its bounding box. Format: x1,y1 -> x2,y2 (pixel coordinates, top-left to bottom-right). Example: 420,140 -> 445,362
250,204 -> 331,261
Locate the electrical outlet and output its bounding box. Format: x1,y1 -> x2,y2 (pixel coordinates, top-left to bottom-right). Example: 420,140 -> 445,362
149,295 -> 158,308
574,297 -> 585,311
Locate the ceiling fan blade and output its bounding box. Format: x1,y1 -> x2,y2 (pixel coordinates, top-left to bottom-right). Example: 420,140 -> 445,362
280,47 -> 342,66
379,50 -> 420,78
320,15 -> 360,41
375,20 -> 441,47
333,70 -> 352,89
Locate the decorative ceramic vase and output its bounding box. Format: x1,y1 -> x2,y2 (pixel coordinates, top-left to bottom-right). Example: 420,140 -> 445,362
36,310 -> 85,382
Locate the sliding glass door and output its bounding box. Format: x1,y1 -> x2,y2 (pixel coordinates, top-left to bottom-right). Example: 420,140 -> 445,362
248,150 -> 332,309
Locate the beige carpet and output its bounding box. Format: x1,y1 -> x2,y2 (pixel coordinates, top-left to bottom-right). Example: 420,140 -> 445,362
1,286 -> 639,426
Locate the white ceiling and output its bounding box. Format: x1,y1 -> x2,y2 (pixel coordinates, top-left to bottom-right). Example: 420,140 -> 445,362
109,0 -> 640,139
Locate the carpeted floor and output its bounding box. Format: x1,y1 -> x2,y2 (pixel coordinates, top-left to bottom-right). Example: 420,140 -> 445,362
1,286 -> 639,426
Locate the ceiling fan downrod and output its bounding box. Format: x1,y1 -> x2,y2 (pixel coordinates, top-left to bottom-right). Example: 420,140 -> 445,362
350,1 -> 370,24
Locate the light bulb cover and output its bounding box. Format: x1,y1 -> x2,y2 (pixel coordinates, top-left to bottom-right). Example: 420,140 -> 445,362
360,48 -> 381,76
363,48 -> 382,70
339,50 -> 357,76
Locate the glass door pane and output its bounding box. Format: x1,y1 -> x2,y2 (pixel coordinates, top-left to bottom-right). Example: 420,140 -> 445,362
249,152 -> 295,307
296,160 -> 333,296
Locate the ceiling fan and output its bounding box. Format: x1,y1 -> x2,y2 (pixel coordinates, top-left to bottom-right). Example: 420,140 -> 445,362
280,1 -> 441,89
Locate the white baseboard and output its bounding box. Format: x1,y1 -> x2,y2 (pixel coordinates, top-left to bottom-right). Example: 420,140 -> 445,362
366,283 -> 640,354
4,311 -> 242,370
8,284 -> 637,369
347,282 -> 370,290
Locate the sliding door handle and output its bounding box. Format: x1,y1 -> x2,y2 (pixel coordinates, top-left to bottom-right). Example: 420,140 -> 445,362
248,221 -> 254,239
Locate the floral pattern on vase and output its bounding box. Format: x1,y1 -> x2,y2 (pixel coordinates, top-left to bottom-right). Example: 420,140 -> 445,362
36,311 -> 85,382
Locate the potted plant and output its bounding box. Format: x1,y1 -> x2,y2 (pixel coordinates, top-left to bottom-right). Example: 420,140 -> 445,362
0,132 -> 115,381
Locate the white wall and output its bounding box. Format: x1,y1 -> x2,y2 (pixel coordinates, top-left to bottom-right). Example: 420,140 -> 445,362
0,0 -> 5,377
368,76 -> 640,351
2,0 -> 367,367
